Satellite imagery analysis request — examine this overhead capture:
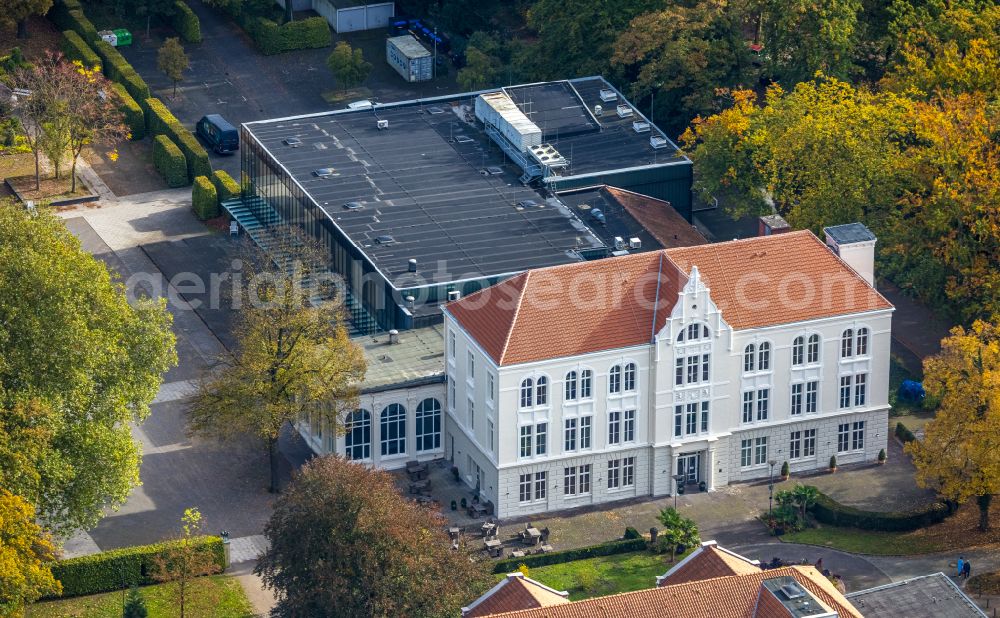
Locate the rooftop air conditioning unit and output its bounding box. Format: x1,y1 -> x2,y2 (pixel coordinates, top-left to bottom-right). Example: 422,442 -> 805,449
629,237 -> 641,249
377,119 -> 389,130
632,121 -> 650,133
614,236 -> 625,250
650,135 -> 668,149
594,104 -> 603,115
616,105 -> 633,118
447,290 -> 461,301
599,89 -> 618,102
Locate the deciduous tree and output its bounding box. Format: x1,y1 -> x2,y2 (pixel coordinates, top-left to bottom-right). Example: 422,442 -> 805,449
656,507 -> 701,562
326,41 -> 372,90
255,456 -> 492,617
65,62 -> 129,193
1,0 -> 54,39
158,37 -> 189,97
151,508 -> 219,618
907,321 -> 1000,532
0,204 -> 176,535
0,491 -> 61,617
759,0 -> 862,83
188,235 -> 366,493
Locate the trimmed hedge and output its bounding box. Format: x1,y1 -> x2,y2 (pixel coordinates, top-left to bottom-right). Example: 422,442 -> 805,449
492,537 -> 646,574
51,7 -> 99,46
808,487 -> 954,532
93,40 -> 150,103
50,536 -> 225,598
144,98 -> 211,181
171,1 -> 202,44
110,83 -> 145,140
212,169 -> 240,203
154,134 -> 188,187
61,30 -> 102,70
251,16 -> 330,55
895,421 -> 916,444
192,175 -> 218,219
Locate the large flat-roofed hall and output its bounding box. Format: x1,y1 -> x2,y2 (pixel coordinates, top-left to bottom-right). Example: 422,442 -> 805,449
235,77 -> 693,333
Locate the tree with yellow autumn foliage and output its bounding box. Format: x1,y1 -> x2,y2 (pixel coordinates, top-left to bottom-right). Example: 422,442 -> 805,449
0,491 -> 61,617
907,321 -> 1000,532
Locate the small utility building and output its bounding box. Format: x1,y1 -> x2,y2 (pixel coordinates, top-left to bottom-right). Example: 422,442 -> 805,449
239,77 -> 693,333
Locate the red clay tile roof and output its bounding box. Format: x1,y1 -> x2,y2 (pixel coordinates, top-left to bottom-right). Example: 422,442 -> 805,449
446,230 -> 892,366
603,186 -> 708,249
659,544 -> 761,586
479,566 -> 863,618
464,574 -> 570,617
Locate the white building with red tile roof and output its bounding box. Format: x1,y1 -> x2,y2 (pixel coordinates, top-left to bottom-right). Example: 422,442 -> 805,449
442,226 -> 892,518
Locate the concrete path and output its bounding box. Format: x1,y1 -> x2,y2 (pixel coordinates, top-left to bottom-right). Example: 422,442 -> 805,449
229,560 -> 277,617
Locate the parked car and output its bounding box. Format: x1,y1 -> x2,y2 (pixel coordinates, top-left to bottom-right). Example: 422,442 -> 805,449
196,114 -> 239,154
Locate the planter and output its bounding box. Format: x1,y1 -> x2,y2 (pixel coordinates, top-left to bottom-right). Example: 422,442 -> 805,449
829,467 -> 837,473
781,474 -> 789,481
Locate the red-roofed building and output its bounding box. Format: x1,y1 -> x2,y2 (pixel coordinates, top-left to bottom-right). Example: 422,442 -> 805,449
442,225 -> 892,518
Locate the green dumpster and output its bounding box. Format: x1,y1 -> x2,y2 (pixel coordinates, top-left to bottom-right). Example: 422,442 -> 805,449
112,29 -> 132,46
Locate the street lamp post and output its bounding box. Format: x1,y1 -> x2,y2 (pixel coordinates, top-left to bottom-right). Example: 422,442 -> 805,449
767,460 -> 777,516
672,473 -> 685,510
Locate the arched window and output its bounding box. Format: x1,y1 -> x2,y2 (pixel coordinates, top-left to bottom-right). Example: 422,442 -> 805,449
856,327 -> 869,356
565,371 -> 578,401
792,336 -> 805,366
758,342 -> 771,371
841,329 -> 854,358
520,378 -> 534,408
743,344 -> 756,373
345,409 -> 371,461
807,334 -> 821,364
380,404 -> 406,456
623,363 -> 637,392
678,323 -> 711,342
609,365 -> 622,394
677,329 -> 685,343
415,398 -> 441,452
536,376 -> 548,406
580,369 -> 593,399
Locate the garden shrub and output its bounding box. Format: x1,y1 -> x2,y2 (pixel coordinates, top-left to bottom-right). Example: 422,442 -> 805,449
251,16 -> 330,55
623,527 -> 642,540
93,40 -> 150,103
110,83 -> 145,140
895,421 -> 916,444
491,538 -> 646,574
49,536 -> 224,598
51,7 -> 98,45
61,30 -> 102,71
144,98 -> 211,181
171,1 -> 202,44
192,175 -> 218,219
143,97 -> 181,137
153,135 -> 188,187
212,169 -> 240,203
807,486 -> 954,532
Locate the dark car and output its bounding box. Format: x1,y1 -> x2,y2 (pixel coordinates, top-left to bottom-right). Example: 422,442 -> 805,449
196,114 -> 239,154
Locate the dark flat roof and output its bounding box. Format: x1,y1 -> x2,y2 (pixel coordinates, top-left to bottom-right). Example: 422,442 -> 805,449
825,222 -> 877,245
846,573 -> 986,618
244,77 -> 689,287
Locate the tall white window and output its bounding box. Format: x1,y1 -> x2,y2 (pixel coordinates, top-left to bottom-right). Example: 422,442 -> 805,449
449,331 -> 456,359
701,401 -> 709,433
758,342 -> 771,371
564,418 -> 577,451
856,327 -> 869,356
520,378 -> 534,408
467,351 -> 475,380
806,381 -> 818,413
415,398 -> 441,452
467,398 -> 475,431
852,421 -> 865,450
854,373 -> 867,406
534,472 -> 547,500
564,465 -> 591,496
790,430 -> 802,460
803,429 -> 816,457
608,411 -> 622,445
623,457 -> 635,487
792,336 -> 805,366
487,373 -> 495,402
837,423 -> 850,452
675,358 -> 684,386
807,334 -> 821,363
607,459 -> 620,490
757,388 -> 770,421
519,474 -> 532,503
487,418 -> 495,453
791,383 -> 803,415
448,377 -> 456,407
743,344 -> 756,373
565,371 -> 578,400
609,365 -> 622,394
841,329 -> 854,358
674,405 -> 683,438
519,426 -> 532,457
740,439 -> 752,468
380,404 -> 406,457
623,410 -> 636,442
580,369 -> 593,398
535,422 -> 547,456
685,403 -> 697,435
623,363 -> 636,392
580,416 -> 592,449
742,392 -> 754,423
839,375 -> 853,409
345,409 -> 371,461
536,376 -> 549,406
519,472 -> 547,502
754,436 -> 768,465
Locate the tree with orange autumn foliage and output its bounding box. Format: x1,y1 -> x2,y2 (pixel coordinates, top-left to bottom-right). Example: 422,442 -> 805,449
0,491 -> 61,617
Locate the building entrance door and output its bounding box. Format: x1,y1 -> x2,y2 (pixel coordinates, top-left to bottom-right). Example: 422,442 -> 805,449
676,453 -> 701,485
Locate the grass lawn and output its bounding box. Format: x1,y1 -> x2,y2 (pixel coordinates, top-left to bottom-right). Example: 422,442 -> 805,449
28,575 -> 254,618
517,550 -> 690,601
781,525 -> 945,555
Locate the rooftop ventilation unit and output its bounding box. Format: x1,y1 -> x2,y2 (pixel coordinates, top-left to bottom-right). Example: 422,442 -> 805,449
779,583 -> 806,600
616,105 -> 634,118
629,237 -> 641,249
650,135 -> 669,149
374,235 -> 395,244
528,143 -> 569,168
447,290 -> 461,301
455,135 -> 475,144
427,106 -> 445,114
632,121 -> 650,133
343,201 -> 364,210
284,137 -> 302,147
377,119 -> 389,130
312,168 -> 336,178
614,236 -> 626,250
599,89 -> 618,102
594,104 -> 603,116
486,166 -> 504,175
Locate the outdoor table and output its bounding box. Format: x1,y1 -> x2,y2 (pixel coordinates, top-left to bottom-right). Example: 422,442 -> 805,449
525,527 -> 542,545
540,544 -> 554,553
468,502 -> 488,517
449,527 -> 461,539
481,522 -> 496,537
484,538 -> 502,557
510,550 -> 525,558
409,479 -> 430,493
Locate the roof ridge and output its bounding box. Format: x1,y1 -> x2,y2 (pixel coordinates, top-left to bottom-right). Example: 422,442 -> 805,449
499,271 -> 531,365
